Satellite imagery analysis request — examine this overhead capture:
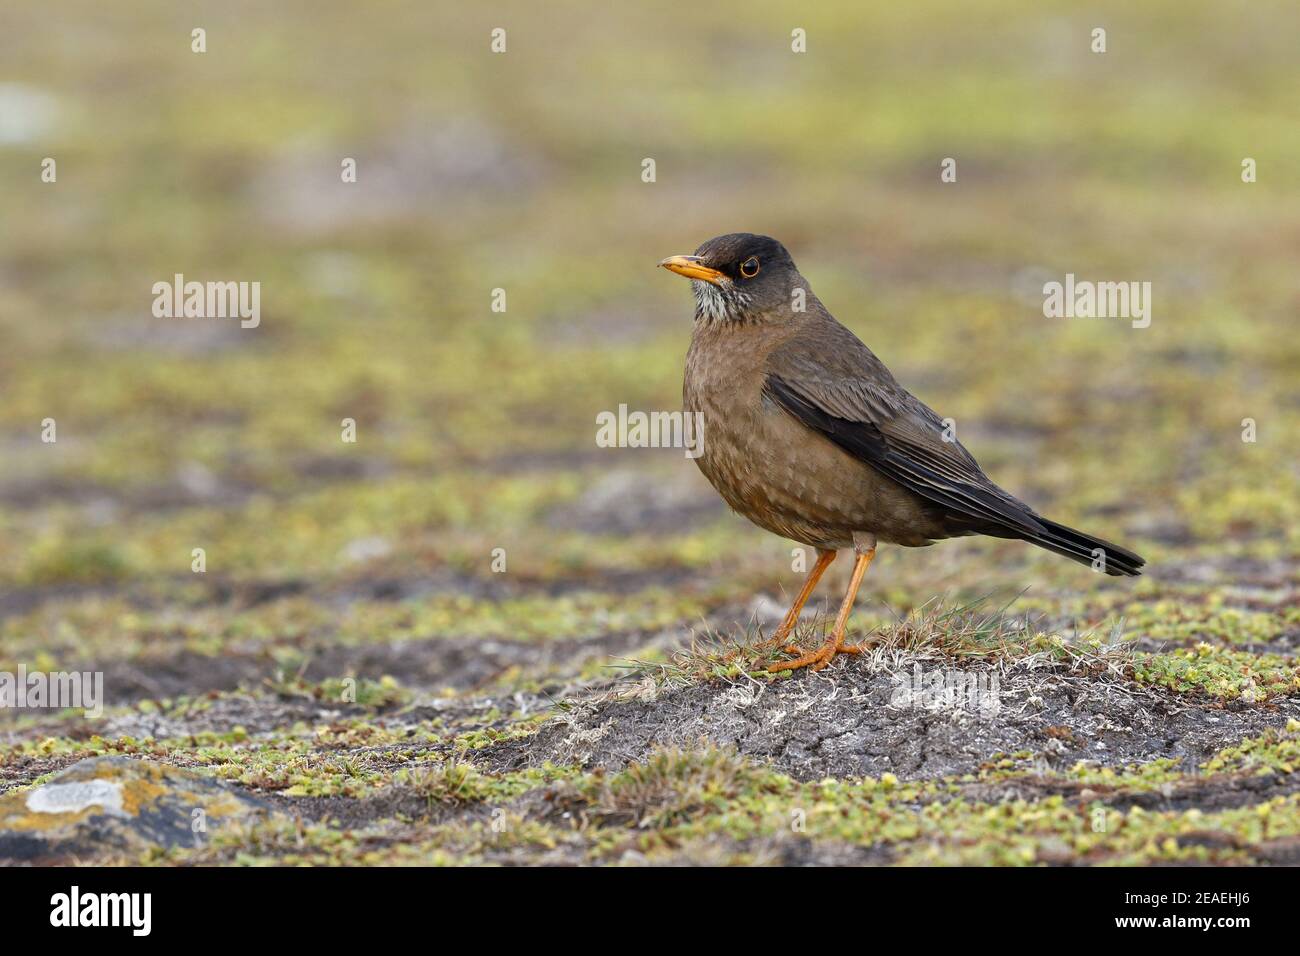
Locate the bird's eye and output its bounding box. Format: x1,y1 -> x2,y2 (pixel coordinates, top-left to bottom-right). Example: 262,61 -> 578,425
739,257 -> 760,278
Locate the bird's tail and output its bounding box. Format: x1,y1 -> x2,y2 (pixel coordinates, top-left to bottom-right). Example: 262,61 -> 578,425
1018,517 -> 1145,577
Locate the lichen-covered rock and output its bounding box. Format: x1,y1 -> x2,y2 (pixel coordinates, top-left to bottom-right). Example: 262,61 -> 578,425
0,756 -> 271,863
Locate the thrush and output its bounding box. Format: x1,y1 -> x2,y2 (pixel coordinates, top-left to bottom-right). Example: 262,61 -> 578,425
661,233 -> 1145,673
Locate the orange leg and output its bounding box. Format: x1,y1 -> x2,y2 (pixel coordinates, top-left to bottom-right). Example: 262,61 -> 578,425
756,548 -> 837,650
768,545 -> 876,673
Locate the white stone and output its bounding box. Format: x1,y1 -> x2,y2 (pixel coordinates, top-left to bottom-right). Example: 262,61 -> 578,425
26,780 -> 127,817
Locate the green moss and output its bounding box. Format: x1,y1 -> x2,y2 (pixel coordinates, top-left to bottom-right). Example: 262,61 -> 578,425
21,540 -> 134,586
1131,644 -> 1300,701
1202,724 -> 1300,776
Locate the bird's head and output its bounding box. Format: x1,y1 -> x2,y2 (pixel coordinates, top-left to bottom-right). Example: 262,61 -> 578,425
660,233 -> 806,325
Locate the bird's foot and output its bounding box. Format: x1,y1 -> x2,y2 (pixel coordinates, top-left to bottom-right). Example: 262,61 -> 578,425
766,546 -> 876,674
766,635 -> 865,673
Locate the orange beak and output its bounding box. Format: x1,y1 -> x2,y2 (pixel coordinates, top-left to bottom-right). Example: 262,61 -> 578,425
659,255 -> 726,285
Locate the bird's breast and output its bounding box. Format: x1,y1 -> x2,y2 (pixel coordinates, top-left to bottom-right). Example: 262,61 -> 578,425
683,327 -> 945,548
684,334 -> 854,544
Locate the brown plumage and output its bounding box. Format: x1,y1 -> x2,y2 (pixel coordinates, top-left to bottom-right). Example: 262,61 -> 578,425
661,233 -> 1145,672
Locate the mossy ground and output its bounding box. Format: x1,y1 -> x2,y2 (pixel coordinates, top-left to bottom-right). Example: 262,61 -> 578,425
2,2 -> 1299,865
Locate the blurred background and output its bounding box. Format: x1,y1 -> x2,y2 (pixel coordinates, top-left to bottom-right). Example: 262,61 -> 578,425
1,1 -> 1298,687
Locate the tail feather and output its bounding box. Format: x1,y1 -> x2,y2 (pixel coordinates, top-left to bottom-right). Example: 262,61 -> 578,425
1019,517 -> 1145,577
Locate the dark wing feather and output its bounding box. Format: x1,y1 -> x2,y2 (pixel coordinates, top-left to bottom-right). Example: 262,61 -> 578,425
763,374 -> 1046,537
762,322 -> 1145,576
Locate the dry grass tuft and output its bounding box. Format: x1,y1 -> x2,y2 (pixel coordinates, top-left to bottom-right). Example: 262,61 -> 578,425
624,595 -> 1135,688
